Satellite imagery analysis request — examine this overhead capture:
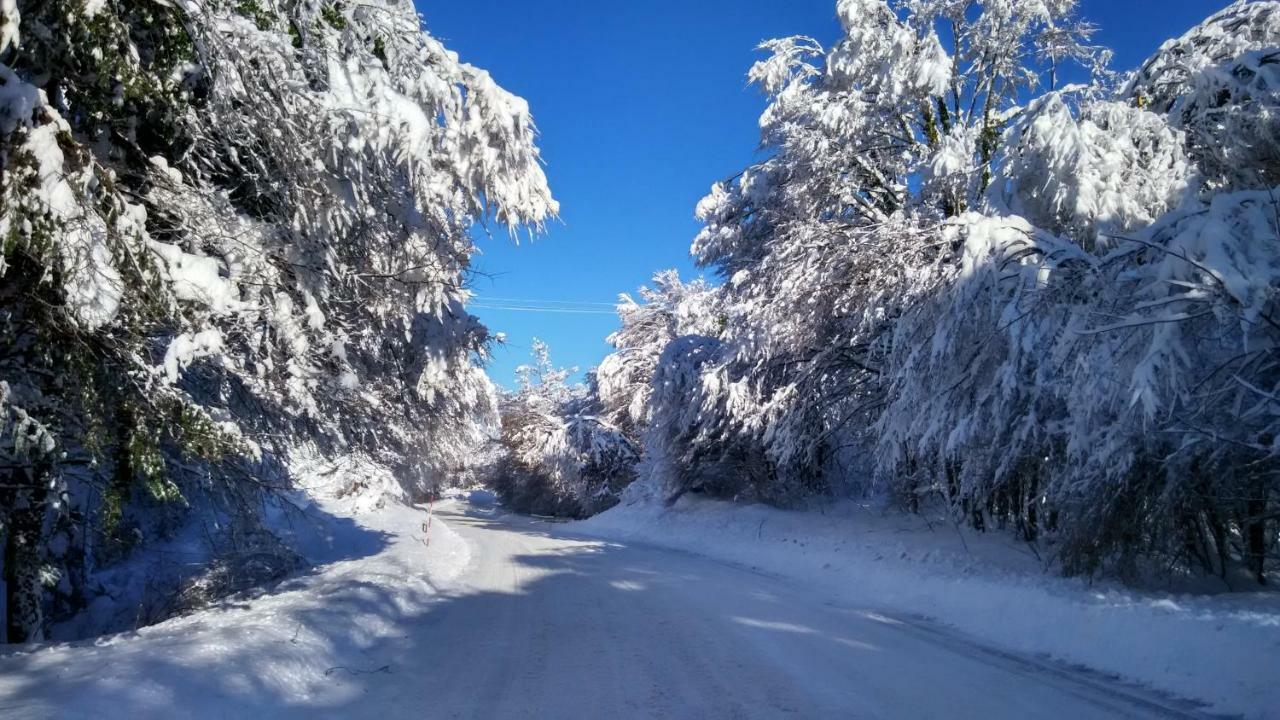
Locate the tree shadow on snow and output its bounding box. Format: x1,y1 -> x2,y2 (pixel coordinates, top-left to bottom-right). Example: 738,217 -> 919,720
0,503 -> 1229,720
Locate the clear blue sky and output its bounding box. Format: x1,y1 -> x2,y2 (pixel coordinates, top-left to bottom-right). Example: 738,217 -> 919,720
418,0 -> 1228,388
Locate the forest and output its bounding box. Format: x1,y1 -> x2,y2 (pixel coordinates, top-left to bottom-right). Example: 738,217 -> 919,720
490,0 -> 1280,589
1,0 -> 1277,651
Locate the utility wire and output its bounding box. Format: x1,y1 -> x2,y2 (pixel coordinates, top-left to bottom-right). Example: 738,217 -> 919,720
469,303 -> 617,315
472,296 -> 618,307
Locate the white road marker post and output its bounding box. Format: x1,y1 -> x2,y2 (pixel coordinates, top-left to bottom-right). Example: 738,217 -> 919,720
422,495 -> 434,547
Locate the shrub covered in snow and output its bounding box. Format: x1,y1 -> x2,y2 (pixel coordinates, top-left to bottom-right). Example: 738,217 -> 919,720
489,341 -> 636,518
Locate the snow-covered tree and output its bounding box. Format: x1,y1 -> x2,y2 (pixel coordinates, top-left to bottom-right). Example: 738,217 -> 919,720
628,0 -> 1278,584
490,341 -> 636,517
1125,0 -> 1280,191
0,0 -> 554,640
676,0 -> 1101,504
596,271 -> 720,437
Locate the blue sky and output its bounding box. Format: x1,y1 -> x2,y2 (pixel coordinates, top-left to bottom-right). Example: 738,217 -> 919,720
419,0 -> 1227,388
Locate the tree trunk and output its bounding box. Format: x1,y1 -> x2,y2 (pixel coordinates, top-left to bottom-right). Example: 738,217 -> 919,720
1245,488 -> 1268,586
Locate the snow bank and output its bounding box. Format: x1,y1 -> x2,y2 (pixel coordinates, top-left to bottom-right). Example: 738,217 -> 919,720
0,483 -> 470,718
575,496 -> 1280,719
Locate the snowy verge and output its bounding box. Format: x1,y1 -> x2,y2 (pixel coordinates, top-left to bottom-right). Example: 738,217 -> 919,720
0,486 -> 470,718
574,496 -> 1280,719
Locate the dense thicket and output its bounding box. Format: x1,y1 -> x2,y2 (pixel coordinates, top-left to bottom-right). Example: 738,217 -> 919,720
0,0 -> 554,641
496,0 -> 1279,586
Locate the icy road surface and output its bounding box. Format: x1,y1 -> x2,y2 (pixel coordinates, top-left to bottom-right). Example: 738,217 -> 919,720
0,500 -> 1221,719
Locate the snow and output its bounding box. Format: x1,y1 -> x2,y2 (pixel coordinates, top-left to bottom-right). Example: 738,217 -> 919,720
995,94 -> 1193,238
4,491 -> 1211,719
162,329 -> 225,383
575,495 -> 1280,720
0,466 -> 470,718
0,0 -> 18,60
148,241 -> 245,315
80,0 -> 108,17
0,481 -> 1271,718
147,155 -> 182,185
427,498 -> 1224,719
458,488 -> 497,506
24,107 -> 123,329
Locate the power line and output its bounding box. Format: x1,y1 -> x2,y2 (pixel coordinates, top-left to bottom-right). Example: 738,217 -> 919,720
472,295 -> 618,308
469,304 -> 617,315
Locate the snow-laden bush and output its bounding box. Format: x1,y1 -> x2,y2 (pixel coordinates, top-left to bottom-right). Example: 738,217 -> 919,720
876,1 -> 1280,582
0,0 -> 553,640
489,341 -> 636,518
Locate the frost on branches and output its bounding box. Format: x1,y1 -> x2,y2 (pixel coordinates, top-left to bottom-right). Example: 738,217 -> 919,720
589,0 -> 1278,586
0,0 -> 553,640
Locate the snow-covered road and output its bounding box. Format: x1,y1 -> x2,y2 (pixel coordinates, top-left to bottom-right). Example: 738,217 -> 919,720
385,504 -> 1214,720
0,500 -> 1225,719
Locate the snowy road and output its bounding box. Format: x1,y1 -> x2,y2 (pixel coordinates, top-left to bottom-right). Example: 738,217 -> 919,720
0,500 -> 1223,719
386,503 -> 1212,720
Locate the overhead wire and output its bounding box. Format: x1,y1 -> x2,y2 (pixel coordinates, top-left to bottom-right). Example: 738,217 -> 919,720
468,295 -> 621,314
473,296 -> 617,307
469,304 -> 617,315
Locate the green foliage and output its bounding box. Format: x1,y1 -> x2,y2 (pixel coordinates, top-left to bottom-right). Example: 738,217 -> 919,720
0,137 -> 61,265
234,0 -> 276,31
320,2 -> 346,31
12,0 -> 196,158
97,395 -> 220,544
172,402 -> 245,464
126,418 -> 172,502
